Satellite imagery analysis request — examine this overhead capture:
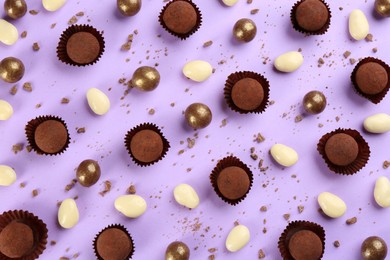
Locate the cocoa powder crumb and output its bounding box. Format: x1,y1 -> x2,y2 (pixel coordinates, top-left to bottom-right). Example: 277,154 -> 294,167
61,98 -> 70,104
247,0 -> 253,3
50,240 -> 57,246
203,41 -> 213,47
127,185 -> 136,194
365,33 -> 373,42
260,206 -> 267,212
343,51 -> 351,58
32,189 -> 39,197
298,205 -> 304,213
383,160 -> 390,169
220,119 -> 227,128
148,108 -> 155,115
346,217 -> 357,225
26,145 -> 32,152
12,143 -> 24,154
21,31 -> 27,38
10,85 -> 17,95
334,240 -> 340,248
234,220 -> 240,226
254,133 -> 265,142
251,9 -> 259,15
99,180 -> 112,196
208,248 -> 217,253
258,249 -> 266,259
51,23 -> 57,29
68,16 -> 78,25
349,58 -> 356,65
20,182 -> 26,188
295,115 -> 303,123
283,213 -> 290,221
250,153 -> 258,160
77,127 -> 86,134
23,82 -> 32,92
76,12 -> 84,16
65,179 -> 77,191
372,47 -> 378,53
32,42 -> 40,51
187,138 -> 195,149
29,10 -> 39,15
208,255 -> 215,260
60,257 -> 70,260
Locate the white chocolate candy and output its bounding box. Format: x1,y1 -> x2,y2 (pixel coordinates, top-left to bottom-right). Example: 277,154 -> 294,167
42,0 -> 67,11
225,224 -> 250,252
0,165 -> 16,186
222,0 -> 239,6
86,88 -> 110,115
173,184 -> 200,209
182,60 -> 213,82
114,194 -> 147,218
58,198 -> 79,228
363,113 -> 390,134
274,51 -> 303,73
317,192 -> 347,218
0,19 -> 18,45
0,100 -> 14,120
270,143 -> 298,167
349,9 -> 369,40
374,176 -> 390,208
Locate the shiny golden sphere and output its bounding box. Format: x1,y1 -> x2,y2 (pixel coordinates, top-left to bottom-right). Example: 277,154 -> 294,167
303,90 -> 327,114
185,103 -> 212,129
76,159 -> 101,187
131,66 -> 160,91
117,0 -> 141,16
361,236 -> 387,260
375,0 -> 390,17
165,241 -> 190,260
0,57 -> 25,83
4,0 -> 27,19
233,18 -> 257,42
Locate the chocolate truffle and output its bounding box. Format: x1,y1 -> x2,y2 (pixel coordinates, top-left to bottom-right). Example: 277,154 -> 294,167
291,0 -> 331,35
94,225 -> 134,260
159,0 -> 202,39
0,221 -> 34,258
325,133 -> 359,166
76,159 -> 101,187
361,236 -> 387,260
303,90 -> 327,114
165,241 -> 190,260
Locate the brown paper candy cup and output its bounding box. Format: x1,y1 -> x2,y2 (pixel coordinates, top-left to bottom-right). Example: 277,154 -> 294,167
210,155 -> 253,205
317,128 -> 370,175
290,0 -> 331,35
57,24 -> 105,66
124,123 -> 170,167
25,115 -> 70,156
224,71 -> 270,114
350,57 -> 390,104
0,210 -> 48,260
278,220 -> 325,260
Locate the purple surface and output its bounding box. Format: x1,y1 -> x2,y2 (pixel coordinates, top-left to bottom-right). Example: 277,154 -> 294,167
1,0 -> 390,259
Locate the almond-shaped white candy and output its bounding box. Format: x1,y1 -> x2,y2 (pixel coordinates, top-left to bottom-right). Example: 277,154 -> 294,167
374,176 -> 390,208
318,192 -> 347,218
0,19 -> 18,45
225,224 -> 250,252
58,198 -> 79,228
0,165 -> 16,186
270,143 -> 298,167
349,9 -> 369,40
0,100 -> 13,120
222,0 -> 239,6
173,184 -> 200,209
363,113 -> 390,134
274,51 -> 303,73
42,0 -> 67,11
114,194 -> 147,218
182,60 -> 212,82
86,88 -> 110,115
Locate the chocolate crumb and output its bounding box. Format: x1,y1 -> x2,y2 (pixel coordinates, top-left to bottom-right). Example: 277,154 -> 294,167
203,41 -> 213,47
99,180 -> 112,196
148,108 -> 155,115
23,82 -> 32,92
234,220 -> 240,226
26,145 -> 32,152
260,206 -> 267,212
32,42 -> 40,51
51,23 -> 57,29
127,185 -> 136,194
251,9 -> 259,15
19,182 -> 26,188
76,127 -> 86,134
349,58 -> 356,65
383,160 -> 390,169
73,253 -> 80,258
298,205 -> 304,213
247,0 -> 253,3
10,85 -> 17,95
76,11 -> 84,16
343,51 -> 351,58
187,138 -> 195,149
250,153 -> 258,160
35,103 -> 42,108
283,213 -> 290,221
29,10 -> 39,15
333,240 -> 340,248
254,133 -> 265,143
372,47 -> 378,53
318,58 -> 325,67
178,149 -> 185,155
12,143 -> 24,154
346,217 -> 357,225
220,119 -> 227,128
365,33 -> 373,42
61,98 -> 70,104
65,179 -> 77,191
68,16 -> 78,25
208,248 -> 217,253
208,255 -> 215,260
21,31 -> 27,38
262,227 -> 267,234
60,257 -> 70,260
32,189 -> 39,197
294,115 -> 303,123
170,102 -> 175,107
50,240 -> 57,246
258,249 -> 266,259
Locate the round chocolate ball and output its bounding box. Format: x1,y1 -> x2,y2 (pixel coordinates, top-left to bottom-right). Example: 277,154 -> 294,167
303,90 -> 327,114
130,129 -> 164,163
0,221 -> 34,258
0,57 -> 25,83
117,0 -> 141,16
288,230 -> 323,260
217,166 -> 250,200
375,0 -> 390,17
4,0 -> 27,19
233,18 -> 257,42
34,120 -> 69,154
131,66 -> 160,91
162,1 -> 198,35
96,227 -> 133,260
355,62 -> 388,95
76,159 -> 101,187
165,241 -> 190,260
66,32 -> 101,65
295,0 -> 329,32
231,78 -> 264,111
184,103 -> 212,129
325,133 -> 359,166
361,236 -> 388,260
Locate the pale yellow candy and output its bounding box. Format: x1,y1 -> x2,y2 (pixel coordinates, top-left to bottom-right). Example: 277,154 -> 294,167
0,19 -> 18,45
42,0 -> 67,11
173,184 -> 200,209
114,194 -> 147,218
274,51 -> 303,72
317,192 -> 347,218
349,10 -> 369,40
86,88 -> 110,115
374,176 -> 390,208
225,224 -> 250,252
222,0 -> 238,6
0,100 -> 13,120
270,143 -> 298,167
58,198 -> 79,228
0,165 -> 16,186
182,60 -> 212,82
363,113 -> 390,134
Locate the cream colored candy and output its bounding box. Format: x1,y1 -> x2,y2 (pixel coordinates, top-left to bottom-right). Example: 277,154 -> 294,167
225,224 -> 250,252
0,100 -> 13,120
0,165 -> 16,186
58,198 -> 79,228
363,113 -> 390,134
0,19 -> 18,45
86,88 -> 110,115
349,9 -> 369,40
222,0 -> 239,6
173,184 -> 200,209
42,0 -> 67,11
317,192 -> 347,218
274,51 -> 303,73
182,60 -> 212,82
270,143 -> 298,167
114,194 -> 147,218
374,176 -> 390,208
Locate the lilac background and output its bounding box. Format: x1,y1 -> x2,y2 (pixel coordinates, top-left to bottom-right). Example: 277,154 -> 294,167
1,0 -> 390,259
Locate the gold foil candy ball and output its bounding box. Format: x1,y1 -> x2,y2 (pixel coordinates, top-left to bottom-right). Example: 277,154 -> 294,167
233,18 -> 257,42
117,0 -> 141,16
361,236 -> 388,260
0,57 -> 25,83
4,0 -> 27,19
76,159 -> 101,187
131,66 -> 160,91
303,90 -> 327,114
375,0 -> 390,17
185,103 -> 212,129
165,241 -> 190,260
